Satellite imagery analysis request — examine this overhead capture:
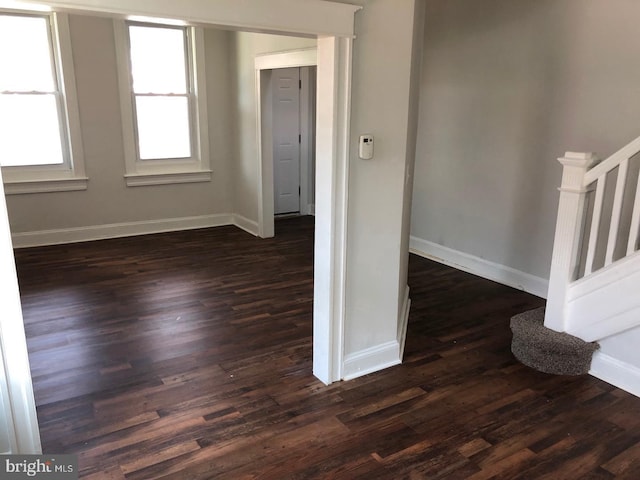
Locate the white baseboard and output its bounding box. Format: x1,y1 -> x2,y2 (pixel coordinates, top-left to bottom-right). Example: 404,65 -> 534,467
398,285 -> 410,360
590,351 -> 640,398
12,214 -> 235,248
342,286 -> 411,381
232,214 -> 259,236
343,340 -> 402,381
409,236 -> 548,299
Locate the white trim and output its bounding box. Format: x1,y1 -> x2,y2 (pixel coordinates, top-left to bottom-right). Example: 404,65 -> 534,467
568,305 -> 640,343
590,351 -> 640,398
346,287 -> 411,384
255,47 -> 317,71
343,340 -> 402,381
4,177 -> 88,194
54,12 -> 86,179
256,67 -> 273,237
0,348 -> 18,453
0,170 -> 41,454
256,48 -> 317,238
191,25 -> 210,176
124,170 -> 211,187
398,285 -> 411,360
11,214 -> 234,248
312,36 -> 352,384
113,20 -> 211,185
409,235 -> 548,299
31,0 -> 361,38
232,214 -> 259,237
0,348 -> 18,455
298,67 -> 312,215
299,65 -> 314,217
564,253 -> 640,342
567,250 -> 640,301
331,37 -> 352,384
113,18 -> 137,174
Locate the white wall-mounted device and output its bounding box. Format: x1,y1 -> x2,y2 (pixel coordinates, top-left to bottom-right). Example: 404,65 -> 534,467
359,134 -> 374,160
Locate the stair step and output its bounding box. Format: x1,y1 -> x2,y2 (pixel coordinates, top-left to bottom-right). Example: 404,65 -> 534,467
510,307 -> 599,375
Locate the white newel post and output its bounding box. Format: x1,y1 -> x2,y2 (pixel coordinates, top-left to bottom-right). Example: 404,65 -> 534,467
544,152 -> 597,332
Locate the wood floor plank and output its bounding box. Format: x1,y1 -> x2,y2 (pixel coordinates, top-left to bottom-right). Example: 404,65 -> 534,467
13,216 -> 640,478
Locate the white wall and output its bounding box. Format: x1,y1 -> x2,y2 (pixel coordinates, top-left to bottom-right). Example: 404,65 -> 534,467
411,0 -> 640,295
230,32 -> 316,223
5,14 -> 235,236
411,0 -> 640,387
341,0 -> 422,378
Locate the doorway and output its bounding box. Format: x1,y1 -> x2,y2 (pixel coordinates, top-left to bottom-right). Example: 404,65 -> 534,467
0,6 -> 356,453
255,47 -> 318,238
254,42 -> 350,384
271,66 -> 316,217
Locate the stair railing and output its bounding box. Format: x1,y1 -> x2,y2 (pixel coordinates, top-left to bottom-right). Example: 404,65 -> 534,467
545,137 -> 640,333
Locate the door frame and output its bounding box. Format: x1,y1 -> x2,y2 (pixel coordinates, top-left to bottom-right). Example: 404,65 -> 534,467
255,48 -> 317,234
0,169 -> 41,454
255,42 -> 351,383
299,65 -> 316,217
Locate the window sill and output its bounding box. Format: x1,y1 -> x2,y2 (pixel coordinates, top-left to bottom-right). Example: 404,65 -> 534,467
3,176 -> 88,195
124,170 -> 212,187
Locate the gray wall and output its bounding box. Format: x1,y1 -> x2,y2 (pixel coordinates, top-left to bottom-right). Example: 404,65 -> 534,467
6,14 -> 235,234
411,0 -> 640,281
343,0 -> 422,356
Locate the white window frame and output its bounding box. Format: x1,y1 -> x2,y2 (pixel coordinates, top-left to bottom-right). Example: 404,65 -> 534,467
1,10 -> 87,195
114,19 -> 211,187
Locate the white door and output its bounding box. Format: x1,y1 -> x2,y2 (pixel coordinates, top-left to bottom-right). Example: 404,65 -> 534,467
272,67 -> 301,215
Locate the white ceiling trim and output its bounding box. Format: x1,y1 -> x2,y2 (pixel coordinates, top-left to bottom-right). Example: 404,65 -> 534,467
19,0 -> 361,37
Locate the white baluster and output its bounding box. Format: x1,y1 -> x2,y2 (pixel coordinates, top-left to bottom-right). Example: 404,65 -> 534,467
605,158 -> 629,266
545,152 -> 597,333
584,176 -> 605,276
628,174 -> 640,255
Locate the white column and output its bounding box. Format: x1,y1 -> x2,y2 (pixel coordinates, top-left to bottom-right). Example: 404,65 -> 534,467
544,152 -> 597,332
0,169 -> 42,453
312,36 -> 352,384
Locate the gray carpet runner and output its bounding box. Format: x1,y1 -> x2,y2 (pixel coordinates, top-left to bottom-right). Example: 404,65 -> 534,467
510,307 -> 599,375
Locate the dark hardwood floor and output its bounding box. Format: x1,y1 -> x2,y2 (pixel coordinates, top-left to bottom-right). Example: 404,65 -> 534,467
13,216 -> 640,479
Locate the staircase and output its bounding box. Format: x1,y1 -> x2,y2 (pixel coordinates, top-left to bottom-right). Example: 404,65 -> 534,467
512,136 -> 640,375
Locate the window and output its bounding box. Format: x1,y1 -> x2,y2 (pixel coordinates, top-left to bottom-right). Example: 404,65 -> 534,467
0,11 -> 86,194
114,20 -> 210,186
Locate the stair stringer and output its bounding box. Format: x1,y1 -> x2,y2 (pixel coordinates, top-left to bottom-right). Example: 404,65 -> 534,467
565,250 -> 640,342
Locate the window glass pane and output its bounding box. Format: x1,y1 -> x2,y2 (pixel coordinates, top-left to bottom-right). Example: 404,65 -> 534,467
128,25 -> 187,94
0,94 -> 64,166
0,15 -> 56,92
135,96 -> 191,159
